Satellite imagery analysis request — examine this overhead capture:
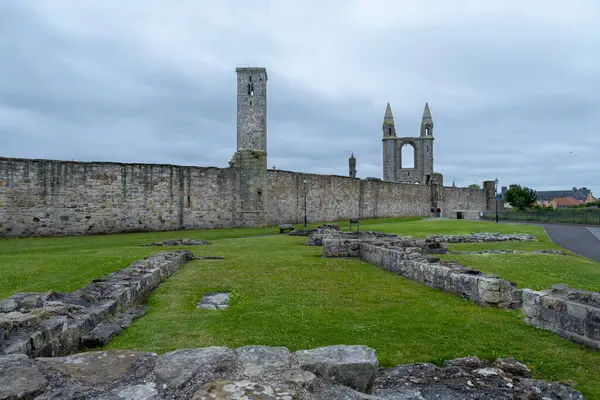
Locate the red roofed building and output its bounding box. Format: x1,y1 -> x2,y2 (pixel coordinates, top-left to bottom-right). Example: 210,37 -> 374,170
550,197 -> 583,208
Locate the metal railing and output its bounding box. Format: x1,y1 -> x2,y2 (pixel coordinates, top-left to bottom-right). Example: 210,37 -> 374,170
481,210 -> 600,225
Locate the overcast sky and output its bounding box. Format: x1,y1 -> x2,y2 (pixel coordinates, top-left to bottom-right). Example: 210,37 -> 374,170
1,0 -> 598,194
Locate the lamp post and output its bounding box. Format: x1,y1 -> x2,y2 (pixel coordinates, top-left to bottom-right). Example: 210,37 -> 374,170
303,175 -> 307,228
495,178 -> 499,223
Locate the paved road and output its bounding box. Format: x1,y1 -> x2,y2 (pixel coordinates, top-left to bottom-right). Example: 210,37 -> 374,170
538,224 -> 600,262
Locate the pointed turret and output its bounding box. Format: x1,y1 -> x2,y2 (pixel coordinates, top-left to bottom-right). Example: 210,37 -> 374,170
420,102 -> 434,137
422,102 -> 432,121
382,103 -> 397,137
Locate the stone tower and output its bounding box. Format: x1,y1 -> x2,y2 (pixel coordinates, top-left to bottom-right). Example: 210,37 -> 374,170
236,67 -> 268,151
229,67 -> 269,227
382,103 -> 396,182
349,153 -> 357,178
382,103 -> 436,185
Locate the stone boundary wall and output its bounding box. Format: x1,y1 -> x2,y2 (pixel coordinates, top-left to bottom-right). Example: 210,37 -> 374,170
523,284 -> 600,350
0,251 -> 194,358
442,186 -> 486,219
0,344 -> 583,399
0,158 -> 237,237
265,169 -> 434,225
0,157 -> 492,237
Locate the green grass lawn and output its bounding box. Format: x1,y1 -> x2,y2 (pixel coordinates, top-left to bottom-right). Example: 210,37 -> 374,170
2,218 -> 600,397
0,217 -> 419,298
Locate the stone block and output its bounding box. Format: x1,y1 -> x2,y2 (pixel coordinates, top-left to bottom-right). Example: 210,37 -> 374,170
558,313 -> 585,336
566,301 -> 589,320
39,350 -> 152,385
154,347 -> 237,389
541,296 -> 567,313
551,283 -> 569,295
0,298 -> 18,313
295,345 -> 378,393
234,346 -> 293,377
478,277 -> 500,292
586,309 -> 600,341
0,363 -> 47,400
81,321 -> 122,348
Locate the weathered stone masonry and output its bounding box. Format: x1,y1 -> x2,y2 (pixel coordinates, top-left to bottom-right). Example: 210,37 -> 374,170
319,229 -> 600,351
0,251 -> 194,358
0,66 -> 496,237
0,344 -> 583,399
0,158 -> 493,237
523,284 -> 600,351
321,234 -> 524,309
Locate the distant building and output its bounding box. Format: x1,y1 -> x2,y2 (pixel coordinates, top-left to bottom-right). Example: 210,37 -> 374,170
547,197 -> 583,209
536,187 -> 595,203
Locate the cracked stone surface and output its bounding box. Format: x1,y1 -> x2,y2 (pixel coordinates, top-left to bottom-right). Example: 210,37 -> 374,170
197,292 -> 231,310
0,346 -> 584,399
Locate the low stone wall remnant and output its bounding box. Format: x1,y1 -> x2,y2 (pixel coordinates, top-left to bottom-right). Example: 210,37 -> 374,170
322,236 -> 522,309
0,345 -> 583,399
523,284 -> 600,351
321,231 -> 600,351
290,224 -> 341,237
141,238 -> 212,246
307,229 -> 397,246
359,242 -> 522,308
0,251 -> 194,358
450,249 -> 564,255
428,232 -> 538,243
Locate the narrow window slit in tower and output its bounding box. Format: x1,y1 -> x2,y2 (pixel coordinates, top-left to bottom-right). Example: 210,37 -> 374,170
250,100 -> 252,106
250,83 -> 254,96
187,195 -> 191,206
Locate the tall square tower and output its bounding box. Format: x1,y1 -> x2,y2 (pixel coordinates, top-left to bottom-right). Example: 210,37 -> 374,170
236,67 -> 268,152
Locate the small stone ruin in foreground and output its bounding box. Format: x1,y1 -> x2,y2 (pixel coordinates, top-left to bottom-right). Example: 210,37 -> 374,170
316,229 -> 600,351
0,344 -> 583,399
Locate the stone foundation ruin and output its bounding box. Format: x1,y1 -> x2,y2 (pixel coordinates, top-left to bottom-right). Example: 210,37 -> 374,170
0,251 -> 194,358
0,232 -> 596,398
321,235 -> 523,308
141,239 -> 212,247
0,344 -> 583,399
318,229 -> 600,352
523,284 -> 600,351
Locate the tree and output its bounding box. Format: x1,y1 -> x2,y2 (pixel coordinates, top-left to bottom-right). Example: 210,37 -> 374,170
467,184 -> 481,190
504,185 -> 538,210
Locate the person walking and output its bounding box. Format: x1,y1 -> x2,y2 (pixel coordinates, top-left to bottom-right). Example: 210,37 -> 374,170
436,207 -> 441,218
